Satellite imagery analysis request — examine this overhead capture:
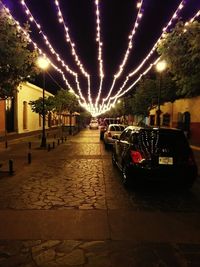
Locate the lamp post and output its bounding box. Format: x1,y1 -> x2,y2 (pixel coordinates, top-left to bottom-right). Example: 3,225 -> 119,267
37,56 -> 49,148
155,60 -> 167,127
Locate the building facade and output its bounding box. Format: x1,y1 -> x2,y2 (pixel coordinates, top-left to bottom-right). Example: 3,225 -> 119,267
0,82 -> 79,138
149,96 -> 200,146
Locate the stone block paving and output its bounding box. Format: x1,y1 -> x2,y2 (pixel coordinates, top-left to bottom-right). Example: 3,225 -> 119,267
0,239 -> 200,267
0,129 -> 200,266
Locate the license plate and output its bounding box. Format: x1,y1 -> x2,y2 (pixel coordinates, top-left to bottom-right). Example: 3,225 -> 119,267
159,157 -> 173,165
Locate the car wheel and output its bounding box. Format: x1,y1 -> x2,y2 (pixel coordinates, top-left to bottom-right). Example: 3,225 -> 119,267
112,152 -> 117,166
122,165 -> 130,186
100,133 -> 104,140
104,142 -> 109,150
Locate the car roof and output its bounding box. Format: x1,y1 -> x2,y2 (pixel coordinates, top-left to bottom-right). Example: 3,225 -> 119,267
108,124 -> 126,127
125,125 -> 183,133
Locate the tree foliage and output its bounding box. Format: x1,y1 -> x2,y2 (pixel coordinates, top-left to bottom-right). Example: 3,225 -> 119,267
29,96 -> 55,116
157,20 -> 200,97
54,89 -> 80,114
0,8 -> 38,98
129,75 -> 177,117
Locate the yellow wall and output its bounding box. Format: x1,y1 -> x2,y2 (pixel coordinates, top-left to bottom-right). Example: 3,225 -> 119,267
149,96 -> 200,145
149,96 -> 200,125
17,82 -> 54,133
0,100 -> 5,134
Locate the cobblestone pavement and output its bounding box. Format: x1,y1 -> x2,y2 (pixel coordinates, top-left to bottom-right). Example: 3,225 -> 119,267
0,129 -> 200,266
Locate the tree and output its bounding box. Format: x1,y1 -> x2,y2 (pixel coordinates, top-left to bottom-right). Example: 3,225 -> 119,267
0,8 -> 38,98
157,20 -> 200,97
54,89 -> 79,113
29,96 -> 55,116
54,89 -> 80,134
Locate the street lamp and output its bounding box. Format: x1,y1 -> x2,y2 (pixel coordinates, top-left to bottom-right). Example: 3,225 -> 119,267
155,60 -> 167,127
37,56 -> 49,147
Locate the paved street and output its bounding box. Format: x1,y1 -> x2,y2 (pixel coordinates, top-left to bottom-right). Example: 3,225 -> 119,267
0,128 -> 200,267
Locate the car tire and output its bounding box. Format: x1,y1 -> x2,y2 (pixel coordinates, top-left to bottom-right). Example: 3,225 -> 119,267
104,142 -> 109,150
122,165 -> 130,186
112,152 -> 117,166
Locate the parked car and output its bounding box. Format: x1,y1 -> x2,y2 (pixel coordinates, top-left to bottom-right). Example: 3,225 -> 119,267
99,117 -> 121,140
104,124 -> 126,149
112,126 -> 198,188
89,119 -> 99,129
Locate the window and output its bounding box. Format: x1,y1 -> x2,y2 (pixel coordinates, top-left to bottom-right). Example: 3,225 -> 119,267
162,113 -> 170,126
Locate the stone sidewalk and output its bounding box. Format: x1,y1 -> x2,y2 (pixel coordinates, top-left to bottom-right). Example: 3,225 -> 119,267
0,129 -> 200,267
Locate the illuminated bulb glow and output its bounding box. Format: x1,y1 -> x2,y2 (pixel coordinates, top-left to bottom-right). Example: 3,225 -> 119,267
101,0 -> 187,112
19,0 -> 86,104
3,1 -> 200,116
3,2 -> 87,106
103,9 -> 200,113
102,0 -> 144,106
94,0 -> 104,107
53,0 -> 92,105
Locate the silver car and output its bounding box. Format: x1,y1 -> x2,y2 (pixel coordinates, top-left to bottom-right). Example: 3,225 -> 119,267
104,124 -> 126,148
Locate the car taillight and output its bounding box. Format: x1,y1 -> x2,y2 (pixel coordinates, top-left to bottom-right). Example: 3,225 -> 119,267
107,131 -> 112,137
130,150 -> 143,164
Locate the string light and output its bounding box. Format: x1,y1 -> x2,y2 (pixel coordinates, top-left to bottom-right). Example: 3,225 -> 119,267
104,9 -> 200,113
1,0 -> 199,116
20,0 -> 86,103
102,0 -> 187,112
53,0 -> 92,105
102,0 -> 144,106
2,2 -> 88,109
94,0 -> 104,108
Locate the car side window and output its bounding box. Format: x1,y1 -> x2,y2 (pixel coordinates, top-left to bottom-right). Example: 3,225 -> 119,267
120,129 -> 131,141
130,132 -> 139,146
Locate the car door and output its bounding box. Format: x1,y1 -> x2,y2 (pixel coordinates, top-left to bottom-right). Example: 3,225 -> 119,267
115,128 -> 132,169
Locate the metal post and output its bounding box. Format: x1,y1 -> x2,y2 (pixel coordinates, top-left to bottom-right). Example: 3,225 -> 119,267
28,142 -> 31,149
9,159 -> 14,175
48,144 -> 51,151
157,73 -> 161,127
28,153 -> 31,164
41,71 -> 46,148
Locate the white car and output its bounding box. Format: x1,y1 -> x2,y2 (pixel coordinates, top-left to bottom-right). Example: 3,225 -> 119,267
89,119 -> 99,129
104,124 -> 126,148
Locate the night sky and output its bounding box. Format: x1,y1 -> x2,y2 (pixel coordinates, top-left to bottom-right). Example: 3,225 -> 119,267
2,0 -> 200,110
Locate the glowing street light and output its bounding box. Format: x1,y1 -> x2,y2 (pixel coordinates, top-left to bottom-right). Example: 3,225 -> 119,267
37,56 -> 49,147
155,60 -> 167,127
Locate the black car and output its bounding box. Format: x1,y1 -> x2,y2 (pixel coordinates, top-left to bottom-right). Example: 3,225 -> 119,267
112,126 -> 198,188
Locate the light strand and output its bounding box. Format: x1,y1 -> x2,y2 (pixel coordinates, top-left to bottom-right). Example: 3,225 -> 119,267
102,0 -> 144,106
102,0 -> 186,111
54,0 -> 92,105
104,9 -> 200,113
20,0 -> 86,103
94,0 -> 104,107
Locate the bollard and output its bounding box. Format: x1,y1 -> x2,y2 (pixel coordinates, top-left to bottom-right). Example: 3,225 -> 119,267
5,140 -> 8,149
28,142 -> 31,149
61,137 -> 64,143
9,159 -> 14,175
53,141 -> 55,149
57,139 -> 60,145
64,137 -> 67,142
48,144 -> 51,151
28,152 -> 32,164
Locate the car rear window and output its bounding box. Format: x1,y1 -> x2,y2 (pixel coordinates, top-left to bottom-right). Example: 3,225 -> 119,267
110,126 -> 125,131
137,129 -> 189,154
